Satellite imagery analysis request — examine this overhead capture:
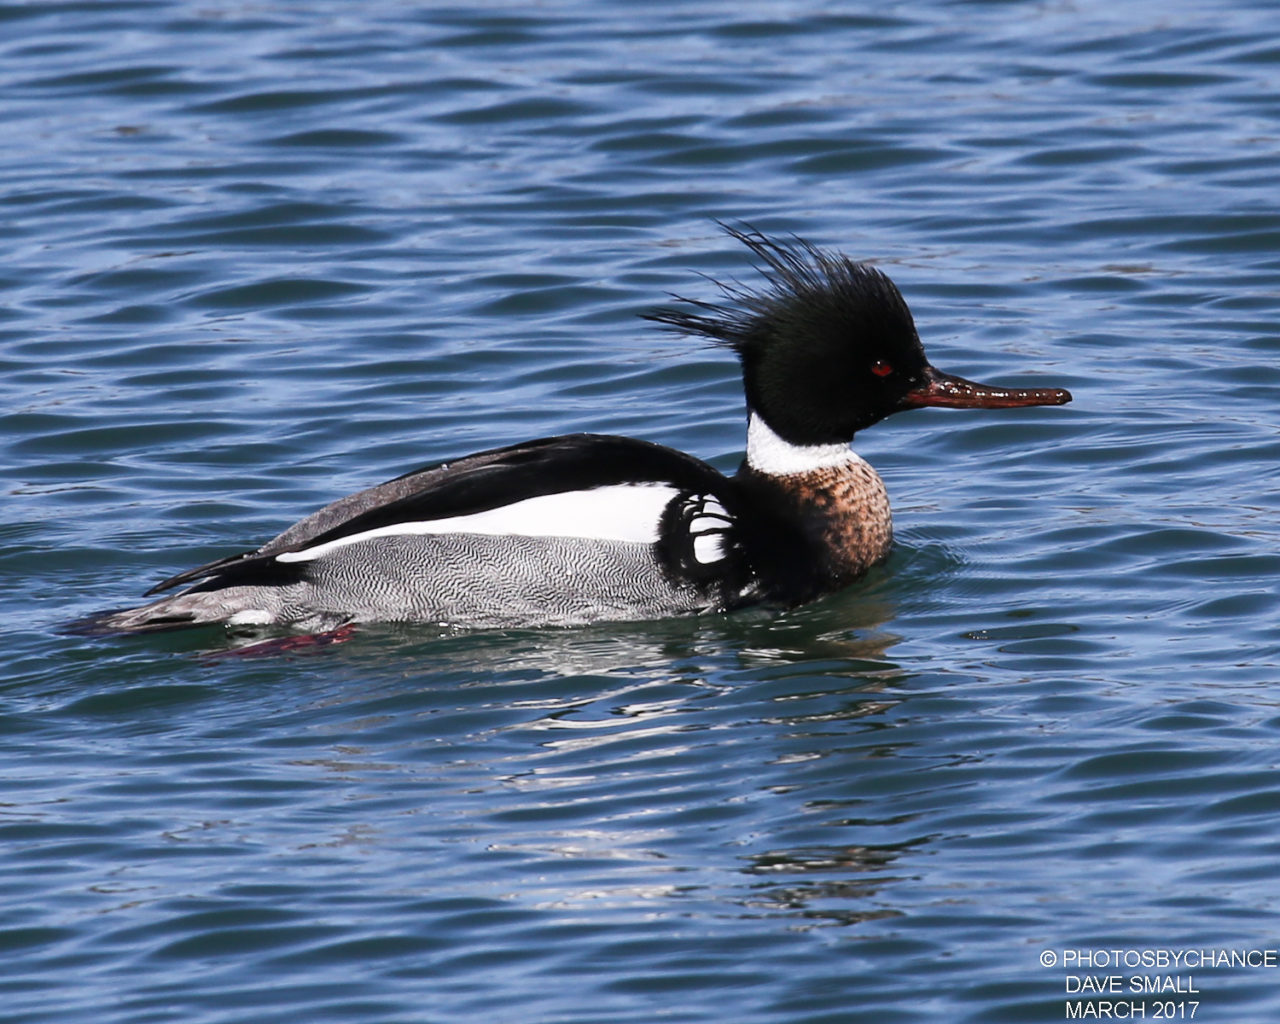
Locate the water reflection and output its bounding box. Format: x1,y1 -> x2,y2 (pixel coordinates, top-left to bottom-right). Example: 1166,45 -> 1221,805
740,840 -> 919,927
214,583 -> 942,933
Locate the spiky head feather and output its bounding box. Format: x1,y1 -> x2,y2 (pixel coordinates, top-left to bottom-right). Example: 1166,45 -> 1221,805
644,225 -> 930,445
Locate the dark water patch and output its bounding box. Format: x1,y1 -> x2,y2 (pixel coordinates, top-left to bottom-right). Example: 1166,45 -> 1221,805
11,418 -> 252,458
20,63 -> 188,94
432,96 -> 601,126
62,684 -> 220,716
1085,70 -> 1240,90
189,277 -> 371,311
190,89 -> 366,116
266,128 -> 403,149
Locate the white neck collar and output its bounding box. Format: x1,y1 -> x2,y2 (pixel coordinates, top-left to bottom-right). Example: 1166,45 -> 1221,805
745,413 -> 857,476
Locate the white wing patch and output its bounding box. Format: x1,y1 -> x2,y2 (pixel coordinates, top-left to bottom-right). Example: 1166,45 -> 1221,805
693,533 -> 724,564
276,483 -> 680,563
685,496 -> 733,564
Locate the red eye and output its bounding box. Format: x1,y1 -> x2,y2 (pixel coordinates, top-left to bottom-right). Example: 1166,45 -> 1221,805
871,361 -> 893,377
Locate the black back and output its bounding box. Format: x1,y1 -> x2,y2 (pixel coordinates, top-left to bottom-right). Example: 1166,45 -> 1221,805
146,434 -> 740,596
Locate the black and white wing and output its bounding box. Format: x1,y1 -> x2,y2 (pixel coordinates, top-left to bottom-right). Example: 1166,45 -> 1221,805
144,433 -> 756,605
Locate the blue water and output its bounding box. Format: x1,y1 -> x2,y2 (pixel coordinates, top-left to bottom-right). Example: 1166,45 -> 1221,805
5,1 -> 1280,1021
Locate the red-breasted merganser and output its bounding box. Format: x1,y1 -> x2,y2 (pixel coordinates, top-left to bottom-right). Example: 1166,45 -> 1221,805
77,227 -> 1071,634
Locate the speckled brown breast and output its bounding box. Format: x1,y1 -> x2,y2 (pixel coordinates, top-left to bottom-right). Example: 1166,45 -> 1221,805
788,455 -> 893,581
735,454 -> 893,602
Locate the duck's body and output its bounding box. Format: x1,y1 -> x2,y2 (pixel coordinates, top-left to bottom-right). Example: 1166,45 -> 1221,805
84,426 -> 893,633
78,228 -> 1070,635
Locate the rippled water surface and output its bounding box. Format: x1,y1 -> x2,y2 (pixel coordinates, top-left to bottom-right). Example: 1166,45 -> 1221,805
5,1 -> 1280,1021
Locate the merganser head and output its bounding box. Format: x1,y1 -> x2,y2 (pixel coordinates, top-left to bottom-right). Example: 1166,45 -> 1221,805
645,225 -> 1072,447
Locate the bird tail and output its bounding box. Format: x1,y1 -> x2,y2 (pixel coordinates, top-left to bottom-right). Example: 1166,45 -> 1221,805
64,588 -> 265,635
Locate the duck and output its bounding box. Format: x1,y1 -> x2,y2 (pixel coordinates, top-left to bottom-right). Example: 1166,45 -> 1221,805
76,226 -> 1071,635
